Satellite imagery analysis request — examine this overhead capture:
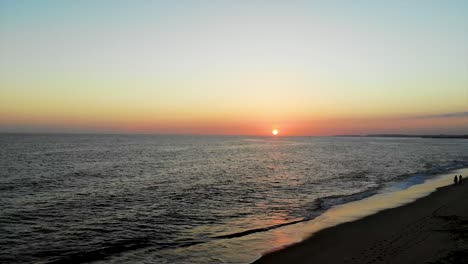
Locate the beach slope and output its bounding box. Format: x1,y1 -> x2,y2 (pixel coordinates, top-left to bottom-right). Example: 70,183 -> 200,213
254,180 -> 468,264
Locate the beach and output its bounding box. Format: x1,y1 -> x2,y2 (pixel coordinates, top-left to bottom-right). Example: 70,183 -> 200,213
254,172 -> 468,264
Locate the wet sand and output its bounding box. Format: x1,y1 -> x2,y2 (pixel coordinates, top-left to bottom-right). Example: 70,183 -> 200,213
254,175 -> 468,264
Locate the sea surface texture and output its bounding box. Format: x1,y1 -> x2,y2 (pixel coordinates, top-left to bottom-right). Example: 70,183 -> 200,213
1,134 -> 467,263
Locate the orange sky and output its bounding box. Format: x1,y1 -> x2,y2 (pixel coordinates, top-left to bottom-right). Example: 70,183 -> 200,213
1,1 -> 467,135
1,111 -> 467,136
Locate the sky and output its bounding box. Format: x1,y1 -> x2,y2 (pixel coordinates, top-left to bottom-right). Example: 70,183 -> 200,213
1,0 -> 467,136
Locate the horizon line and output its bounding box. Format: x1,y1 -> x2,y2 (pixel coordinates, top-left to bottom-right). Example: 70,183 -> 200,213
1,131 -> 467,137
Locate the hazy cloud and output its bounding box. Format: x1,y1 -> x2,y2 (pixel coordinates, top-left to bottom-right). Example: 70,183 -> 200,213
413,112 -> 468,119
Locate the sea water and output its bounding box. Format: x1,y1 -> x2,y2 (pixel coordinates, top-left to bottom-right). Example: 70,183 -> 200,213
1,134 -> 467,263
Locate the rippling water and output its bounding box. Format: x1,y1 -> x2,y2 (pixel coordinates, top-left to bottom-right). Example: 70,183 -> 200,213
1,134 -> 467,263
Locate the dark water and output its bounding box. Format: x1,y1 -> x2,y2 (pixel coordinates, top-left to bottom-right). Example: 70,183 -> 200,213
1,134 -> 467,263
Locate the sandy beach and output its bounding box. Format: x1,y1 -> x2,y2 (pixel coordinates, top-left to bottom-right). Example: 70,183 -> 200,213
254,173 -> 468,264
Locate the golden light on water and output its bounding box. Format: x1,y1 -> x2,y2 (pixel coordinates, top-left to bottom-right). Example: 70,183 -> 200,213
272,129 -> 279,135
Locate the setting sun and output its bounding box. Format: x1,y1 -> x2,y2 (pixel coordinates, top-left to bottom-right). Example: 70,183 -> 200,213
272,129 -> 279,135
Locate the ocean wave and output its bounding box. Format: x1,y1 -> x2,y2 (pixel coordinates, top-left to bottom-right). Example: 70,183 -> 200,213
210,160 -> 468,241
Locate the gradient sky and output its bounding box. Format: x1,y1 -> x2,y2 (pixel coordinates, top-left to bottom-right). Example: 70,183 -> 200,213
1,0 -> 467,135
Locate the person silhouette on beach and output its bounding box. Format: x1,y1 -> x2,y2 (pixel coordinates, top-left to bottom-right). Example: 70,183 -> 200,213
459,175 -> 463,184
454,175 -> 458,185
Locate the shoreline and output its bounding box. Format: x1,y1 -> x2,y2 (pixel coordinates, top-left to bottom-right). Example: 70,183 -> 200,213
253,168 -> 468,264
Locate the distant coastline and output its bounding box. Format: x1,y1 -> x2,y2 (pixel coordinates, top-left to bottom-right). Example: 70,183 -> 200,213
333,134 -> 468,139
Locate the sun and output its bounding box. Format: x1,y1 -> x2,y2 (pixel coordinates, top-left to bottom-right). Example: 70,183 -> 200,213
272,129 -> 279,136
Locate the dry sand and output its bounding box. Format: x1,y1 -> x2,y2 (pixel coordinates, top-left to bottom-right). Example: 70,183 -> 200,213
254,178 -> 468,264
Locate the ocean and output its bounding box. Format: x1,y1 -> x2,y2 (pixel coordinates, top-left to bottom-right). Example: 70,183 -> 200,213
1,134 -> 467,263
